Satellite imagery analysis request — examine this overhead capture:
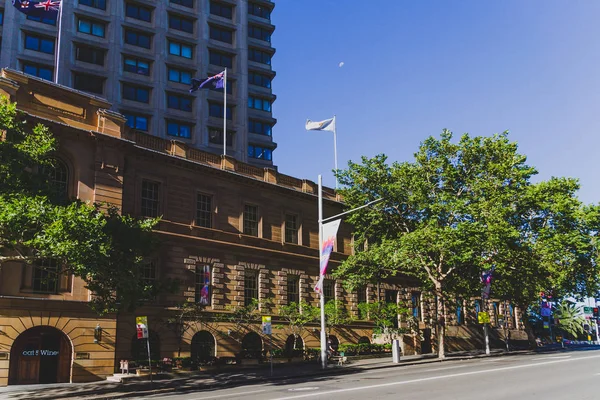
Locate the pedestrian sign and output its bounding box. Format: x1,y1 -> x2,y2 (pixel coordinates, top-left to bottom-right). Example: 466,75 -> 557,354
477,312 -> 490,324
262,316 -> 272,335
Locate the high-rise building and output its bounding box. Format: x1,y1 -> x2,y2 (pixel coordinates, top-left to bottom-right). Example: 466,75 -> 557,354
0,0 -> 277,167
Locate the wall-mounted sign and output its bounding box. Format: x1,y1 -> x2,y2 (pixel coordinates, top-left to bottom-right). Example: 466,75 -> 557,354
76,352 -> 90,360
22,350 -> 59,356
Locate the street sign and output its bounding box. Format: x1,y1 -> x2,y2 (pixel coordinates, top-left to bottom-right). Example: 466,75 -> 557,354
478,312 -> 490,324
584,307 -> 593,315
136,316 -> 149,339
262,316 -> 272,335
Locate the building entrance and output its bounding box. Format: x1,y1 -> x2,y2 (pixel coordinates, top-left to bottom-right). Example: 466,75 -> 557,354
9,326 -> 71,385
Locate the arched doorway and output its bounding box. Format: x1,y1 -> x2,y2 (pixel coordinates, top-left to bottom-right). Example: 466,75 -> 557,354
191,331 -> 215,364
9,326 -> 72,385
284,334 -> 304,358
241,332 -> 263,359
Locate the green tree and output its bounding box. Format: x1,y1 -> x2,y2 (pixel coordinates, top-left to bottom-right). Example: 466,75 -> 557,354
164,302 -> 207,357
324,299 -> 351,335
554,301 -> 586,339
357,301 -> 408,344
278,301 -> 319,352
0,95 -> 164,314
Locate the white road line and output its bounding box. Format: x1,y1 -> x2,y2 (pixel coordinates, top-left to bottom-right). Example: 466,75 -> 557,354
189,389 -> 268,400
423,364 -> 471,372
531,355 -> 571,361
271,354 -> 600,400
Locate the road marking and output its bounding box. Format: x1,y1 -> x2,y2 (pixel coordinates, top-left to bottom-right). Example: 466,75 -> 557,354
288,387 -> 319,391
423,364 -> 471,372
271,354 -> 600,400
190,389 -> 268,400
531,355 -> 571,361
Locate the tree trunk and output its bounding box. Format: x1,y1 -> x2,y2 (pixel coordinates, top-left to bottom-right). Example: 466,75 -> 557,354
435,284 -> 445,359
519,305 -> 537,350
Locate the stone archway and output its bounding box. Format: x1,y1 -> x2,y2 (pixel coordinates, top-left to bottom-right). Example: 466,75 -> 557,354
191,331 -> 216,364
241,331 -> 263,359
9,326 -> 72,385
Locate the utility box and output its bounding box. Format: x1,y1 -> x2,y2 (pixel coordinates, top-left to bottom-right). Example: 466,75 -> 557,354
392,339 -> 401,363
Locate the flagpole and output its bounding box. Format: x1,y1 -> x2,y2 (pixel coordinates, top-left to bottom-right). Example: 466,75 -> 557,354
318,175 -> 327,370
333,115 -> 338,189
223,68 -> 227,157
53,0 -> 64,83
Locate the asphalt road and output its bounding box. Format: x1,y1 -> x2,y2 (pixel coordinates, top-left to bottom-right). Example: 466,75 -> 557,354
136,349 -> 600,400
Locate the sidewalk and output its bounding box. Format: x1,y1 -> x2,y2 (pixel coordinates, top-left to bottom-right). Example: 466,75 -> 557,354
0,347 -> 562,400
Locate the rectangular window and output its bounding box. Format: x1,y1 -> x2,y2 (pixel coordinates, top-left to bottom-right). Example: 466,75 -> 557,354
170,0 -> 193,8
195,265 -> 211,305
243,204 -> 259,236
74,73 -> 104,94
168,67 -> 192,84
32,259 -> 59,293
75,44 -> 105,65
244,269 -> 258,306
248,96 -> 271,112
323,279 -> 334,303
208,102 -> 232,120
167,93 -> 193,112
209,50 -> 233,68
126,3 -> 152,22
196,193 -> 212,228
141,180 -> 159,217
124,113 -> 148,131
123,84 -> 150,103
248,2 -> 270,19
248,119 -> 272,136
209,26 -> 233,44
208,127 -> 233,146
169,14 -> 194,33
167,121 -> 192,138
23,63 -> 53,81
385,290 -> 397,304
248,72 -> 271,89
27,14 -> 56,25
248,145 -> 272,161
285,214 -> 298,244
77,18 -> 105,37
248,25 -> 271,42
249,48 -> 271,65
210,1 -> 232,19
357,286 -> 367,319
493,301 -> 500,326
24,34 -> 55,54
124,57 -> 150,76
125,29 -> 151,49
140,261 -> 157,285
456,299 -> 464,324
0,9 -> 3,25
169,41 -> 193,59
287,275 -> 299,305
79,0 -> 106,10
411,292 -> 422,320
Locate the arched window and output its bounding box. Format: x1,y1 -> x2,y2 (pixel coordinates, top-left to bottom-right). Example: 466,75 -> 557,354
285,334 -> 304,358
41,159 -> 69,202
191,331 -> 215,364
358,336 -> 371,345
241,331 -> 262,359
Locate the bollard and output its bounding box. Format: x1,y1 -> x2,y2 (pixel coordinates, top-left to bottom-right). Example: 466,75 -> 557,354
392,339 -> 401,363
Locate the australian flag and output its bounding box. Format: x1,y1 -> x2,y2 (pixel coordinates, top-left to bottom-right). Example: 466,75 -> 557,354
189,71 -> 225,93
13,0 -> 61,17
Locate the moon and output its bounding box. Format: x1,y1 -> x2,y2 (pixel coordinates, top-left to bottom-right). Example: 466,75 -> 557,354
338,62 -> 344,68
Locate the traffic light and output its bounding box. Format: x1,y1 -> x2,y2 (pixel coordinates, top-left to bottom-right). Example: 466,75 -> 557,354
593,308 -> 599,318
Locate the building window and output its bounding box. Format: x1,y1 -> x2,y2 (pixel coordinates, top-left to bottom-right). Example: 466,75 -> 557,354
248,96 -> 271,112
169,14 -> 194,33
126,3 -> 152,22
285,214 -> 298,244
123,84 -> 150,103
32,259 -> 59,293
141,180 -> 159,217
27,14 -> 56,25
196,193 -> 212,228
125,29 -> 152,49
75,44 -> 105,65
0,9 -> 3,25
248,145 -> 272,161
474,299 -> 481,314
208,102 -> 232,120
248,2 -> 270,19
243,204 -> 259,236
249,48 -> 272,65
248,119 -> 272,136
248,72 -> 271,89
169,41 -> 193,58
411,292 -> 421,320
208,127 -> 233,146
124,57 -> 150,75
209,50 -> 233,68
357,286 -> 367,319
24,34 -> 55,54
168,67 -> 192,84
244,270 -> 258,306
124,113 -> 148,131
40,159 -> 69,202
195,265 -> 211,305
493,301 -> 500,326
23,63 -> 53,81
167,121 -> 192,138
77,18 -> 106,37
170,0 -> 193,8
167,93 -> 193,112
323,280 -> 334,303
456,299 -> 464,324
140,261 -> 157,285
385,290 -> 399,328
79,0 -> 106,10
74,73 -> 104,94
210,1 -> 232,19
209,26 -> 233,44
248,25 -> 271,42
287,275 -> 299,305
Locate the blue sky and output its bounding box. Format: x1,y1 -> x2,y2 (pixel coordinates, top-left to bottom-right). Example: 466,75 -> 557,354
270,1 -> 600,204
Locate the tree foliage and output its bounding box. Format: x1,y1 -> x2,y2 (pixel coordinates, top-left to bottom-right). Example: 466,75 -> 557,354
357,301 -> 409,343
553,301 -> 586,339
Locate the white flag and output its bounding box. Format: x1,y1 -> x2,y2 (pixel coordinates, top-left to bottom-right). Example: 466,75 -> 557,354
305,117 -> 335,132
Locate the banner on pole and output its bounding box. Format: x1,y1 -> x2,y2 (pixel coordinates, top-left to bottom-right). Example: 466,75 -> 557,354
314,219 -> 341,294
136,316 -> 149,339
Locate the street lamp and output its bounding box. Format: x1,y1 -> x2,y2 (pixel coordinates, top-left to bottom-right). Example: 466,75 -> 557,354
317,175 -> 384,369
